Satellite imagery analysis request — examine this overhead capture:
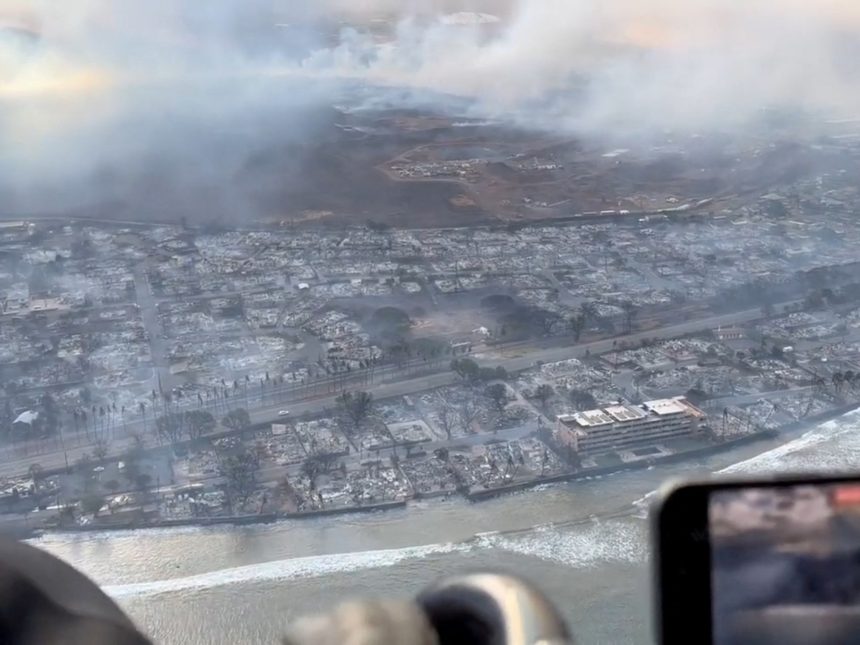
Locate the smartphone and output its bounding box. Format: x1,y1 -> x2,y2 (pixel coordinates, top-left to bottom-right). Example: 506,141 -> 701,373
654,474 -> 860,645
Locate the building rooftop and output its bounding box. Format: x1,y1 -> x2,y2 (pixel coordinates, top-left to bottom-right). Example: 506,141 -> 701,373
571,409 -> 615,428
643,398 -> 688,416
604,404 -> 647,422
559,397 -> 700,429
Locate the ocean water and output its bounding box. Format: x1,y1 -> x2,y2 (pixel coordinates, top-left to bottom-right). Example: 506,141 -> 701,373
31,411 -> 860,645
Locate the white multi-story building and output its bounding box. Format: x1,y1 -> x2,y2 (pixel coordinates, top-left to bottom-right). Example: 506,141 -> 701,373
555,397 -> 706,457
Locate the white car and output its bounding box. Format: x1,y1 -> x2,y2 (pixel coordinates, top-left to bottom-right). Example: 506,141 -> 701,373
277,409 -> 290,417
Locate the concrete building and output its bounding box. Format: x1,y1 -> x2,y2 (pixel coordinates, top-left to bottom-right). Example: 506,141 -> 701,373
555,397 -> 706,457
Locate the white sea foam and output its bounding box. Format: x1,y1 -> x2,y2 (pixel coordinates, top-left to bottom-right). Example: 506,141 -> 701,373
719,411 -> 860,475
451,120 -> 499,127
104,517 -> 650,601
88,412 -> 860,603
30,525 -> 214,545
631,489 -> 658,509
481,518 -> 647,567
105,542 -> 467,599
624,411 -> 860,512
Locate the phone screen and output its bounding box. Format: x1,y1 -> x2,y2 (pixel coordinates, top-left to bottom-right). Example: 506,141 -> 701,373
709,482 -> 860,644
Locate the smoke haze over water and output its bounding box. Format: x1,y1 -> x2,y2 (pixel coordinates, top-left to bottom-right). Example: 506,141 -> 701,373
2,0 -> 860,221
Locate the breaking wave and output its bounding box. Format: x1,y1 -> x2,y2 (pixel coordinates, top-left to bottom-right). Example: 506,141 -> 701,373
105,541 -> 468,599
719,410 -> 860,475
477,518 -> 647,568
105,514 -> 647,600
88,412 -> 860,602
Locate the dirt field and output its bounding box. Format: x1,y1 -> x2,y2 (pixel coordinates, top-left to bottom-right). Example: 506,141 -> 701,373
243,103 -> 857,229
6,97 -> 857,230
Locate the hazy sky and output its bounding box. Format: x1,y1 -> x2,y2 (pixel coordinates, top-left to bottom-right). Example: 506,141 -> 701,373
1,0 -> 859,218
5,0 -> 859,120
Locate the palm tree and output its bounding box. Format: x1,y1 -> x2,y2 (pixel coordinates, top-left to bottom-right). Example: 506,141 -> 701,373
581,301 -> 598,324
832,372 -> 844,393
621,301 -> 638,334
569,310 -> 586,342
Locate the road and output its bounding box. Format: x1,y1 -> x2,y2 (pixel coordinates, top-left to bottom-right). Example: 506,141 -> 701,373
0,302 -> 791,479
709,387 -> 812,408
133,264 -> 176,393
481,304 -> 790,371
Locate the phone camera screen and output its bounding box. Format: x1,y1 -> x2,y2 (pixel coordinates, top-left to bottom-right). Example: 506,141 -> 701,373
710,483 -> 860,644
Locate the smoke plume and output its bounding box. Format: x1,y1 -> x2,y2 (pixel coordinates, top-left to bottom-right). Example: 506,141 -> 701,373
1,0 -> 859,221
309,0 -> 860,133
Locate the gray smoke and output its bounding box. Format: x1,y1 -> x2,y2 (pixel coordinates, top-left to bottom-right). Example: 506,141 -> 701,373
2,0 -> 859,221
0,1 -> 343,221
306,0 -> 860,133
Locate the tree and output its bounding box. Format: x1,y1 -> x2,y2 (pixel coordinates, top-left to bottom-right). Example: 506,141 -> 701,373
569,311 -> 587,342
80,493 -> 105,517
138,401 -> 148,430
684,387 -> 708,405
301,457 -> 322,488
39,391 -> 60,436
581,301 -> 598,324
499,305 -> 558,339
219,450 -> 259,509
58,504 -> 77,526
451,358 -> 480,384
27,463 -> 44,482
832,372 -> 844,393
480,294 -> 516,313
621,301 -> 638,334
75,452 -> 93,474
314,452 -> 340,473
436,395 -> 457,440
412,338 -> 447,366
369,306 -> 411,339
458,397 -> 480,434
155,414 -> 183,444
122,453 -> 141,485
104,479 -> 120,494
534,384 -> 555,411
93,439 -> 109,461
569,389 -> 598,411
485,384 -> 508,415
135,473 -> 153,493
525,307 -> 561,337
222,408 -> 251,431
336,391 -> 374,438
478,367 -> 501,382
185,410 -> 216,439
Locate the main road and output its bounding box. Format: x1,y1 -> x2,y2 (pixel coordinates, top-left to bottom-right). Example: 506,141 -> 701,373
0,302 -> 787,479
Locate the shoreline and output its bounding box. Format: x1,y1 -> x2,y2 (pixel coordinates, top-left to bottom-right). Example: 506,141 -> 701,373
26,400 -> 860,539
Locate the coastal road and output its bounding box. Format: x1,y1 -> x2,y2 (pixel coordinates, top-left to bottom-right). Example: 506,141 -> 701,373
0,302 -> 795,479
480,303 -> 798,371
